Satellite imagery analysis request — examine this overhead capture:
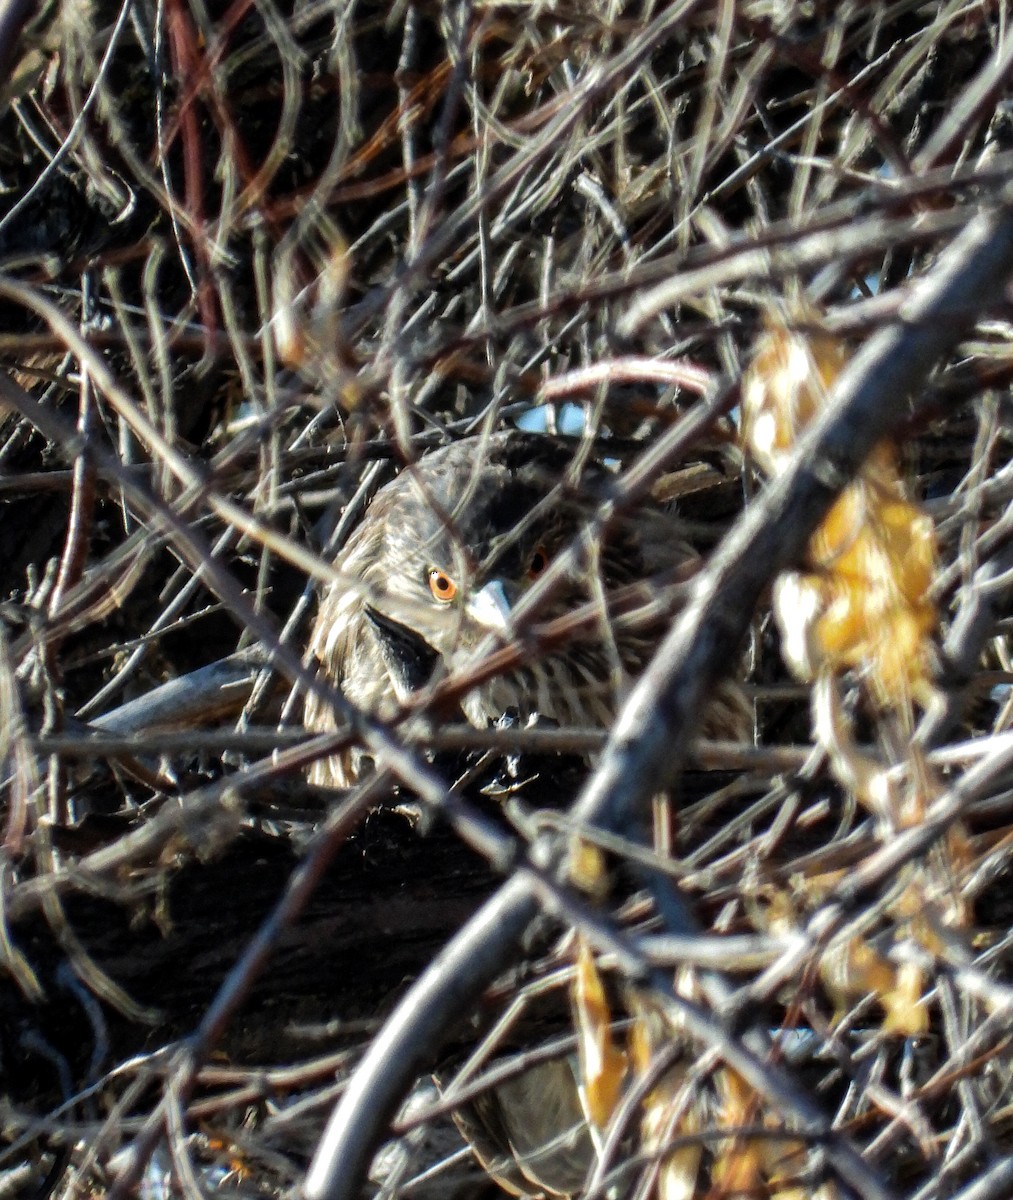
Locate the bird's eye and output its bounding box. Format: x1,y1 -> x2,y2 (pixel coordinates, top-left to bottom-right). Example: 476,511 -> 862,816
526,545 -> 549,580
428,568 -> 458,603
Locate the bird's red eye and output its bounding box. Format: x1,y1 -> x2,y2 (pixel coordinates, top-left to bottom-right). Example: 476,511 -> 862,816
428,568 -> 458,602
526,546 -> 549,580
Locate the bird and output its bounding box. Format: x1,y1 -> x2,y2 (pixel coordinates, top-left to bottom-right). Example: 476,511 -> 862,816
302,430 -> 750,1197
303,429 -> 679,789
450,1056 -> 596,1197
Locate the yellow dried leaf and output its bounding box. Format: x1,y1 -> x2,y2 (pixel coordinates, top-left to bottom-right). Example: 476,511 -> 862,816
812,575 -> 875,659
712,1143 -> 766,1193
741,327 -> 846,476
628,1006 -> 653,1079
568,837 -> 608,896
626,996 -> 704,1199
744,323 -> 939,713
882,960 -> 930,1036
656,1142 -> 703,1200
871,611 -> 933,707
812,486 -> 867,566
777,501 -> 936,708
821,936 -> 897,1019
717,1066 -> 753,1124
711,1070 -> 763,1193
877,501 -> 936,601
572,937 -> 627,1128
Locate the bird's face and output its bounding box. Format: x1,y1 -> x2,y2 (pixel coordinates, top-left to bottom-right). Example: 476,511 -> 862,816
344,439 -> 612,724
361,496 -> 565,673
305,434 -> 648,781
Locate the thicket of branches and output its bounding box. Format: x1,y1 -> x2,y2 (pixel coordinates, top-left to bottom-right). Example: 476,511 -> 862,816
0,2 -> 1011,1198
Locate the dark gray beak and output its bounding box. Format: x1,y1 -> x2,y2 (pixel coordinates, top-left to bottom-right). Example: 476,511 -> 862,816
364,605 -> 440,698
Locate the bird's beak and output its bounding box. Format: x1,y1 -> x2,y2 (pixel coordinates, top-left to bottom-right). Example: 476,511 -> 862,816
364,605 -> 440,696
466,579 -> 513,631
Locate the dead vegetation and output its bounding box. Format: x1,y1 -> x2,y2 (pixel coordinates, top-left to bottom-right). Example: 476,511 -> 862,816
0,2 -> 1011,1198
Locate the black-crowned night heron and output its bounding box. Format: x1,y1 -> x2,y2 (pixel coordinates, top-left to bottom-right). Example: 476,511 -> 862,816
303,430 -> 681,787
303,430 -> 748,1196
